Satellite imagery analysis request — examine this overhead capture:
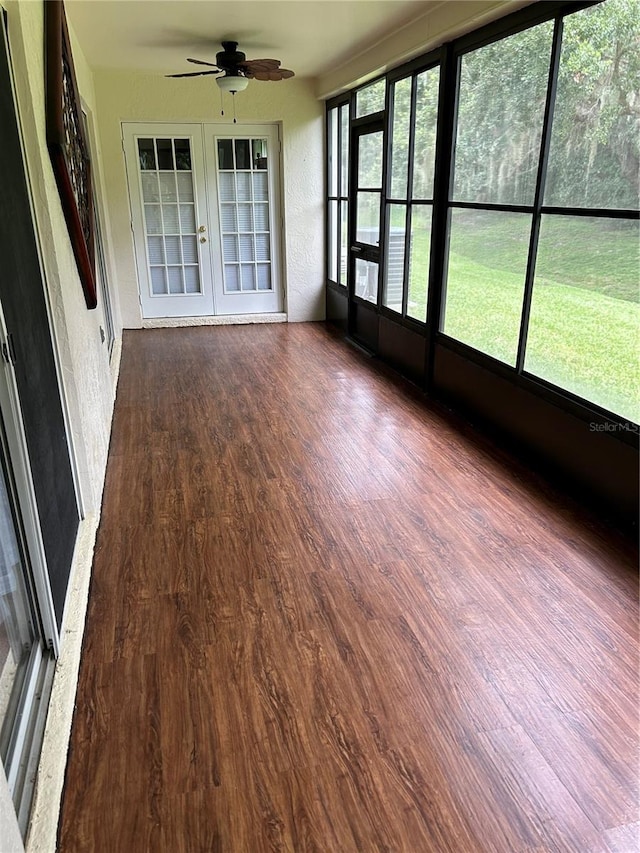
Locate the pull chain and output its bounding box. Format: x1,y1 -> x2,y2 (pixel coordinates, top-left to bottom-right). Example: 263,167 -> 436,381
220,88 -> 225,117
232,93 -> 237,124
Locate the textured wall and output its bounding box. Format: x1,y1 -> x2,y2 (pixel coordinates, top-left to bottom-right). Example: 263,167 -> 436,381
4,0 -> 117,515
0,2 -> 120,849
93,71 -> 325,326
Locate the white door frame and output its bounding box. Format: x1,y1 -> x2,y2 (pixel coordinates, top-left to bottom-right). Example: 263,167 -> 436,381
123,121 -> 284,320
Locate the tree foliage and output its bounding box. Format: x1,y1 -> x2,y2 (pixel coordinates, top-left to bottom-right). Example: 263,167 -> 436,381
546,0 -> 640,208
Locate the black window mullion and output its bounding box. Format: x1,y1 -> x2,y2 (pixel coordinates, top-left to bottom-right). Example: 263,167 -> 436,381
401,203 -> 411,316
450,200 -> 534,214
402,75 -> 418,318
515,15 -> 564,373
541,206 -> 640,220
425,47 -> 458,389
337,104 -> 345,287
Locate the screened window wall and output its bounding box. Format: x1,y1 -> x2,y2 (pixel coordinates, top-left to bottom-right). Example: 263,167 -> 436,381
326,0 -> 639,427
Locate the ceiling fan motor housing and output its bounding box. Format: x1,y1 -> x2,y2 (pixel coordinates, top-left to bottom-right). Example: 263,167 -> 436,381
217,42 -> 246,71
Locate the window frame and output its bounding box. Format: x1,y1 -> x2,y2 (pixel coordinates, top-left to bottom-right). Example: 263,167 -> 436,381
325,96 -> 350,290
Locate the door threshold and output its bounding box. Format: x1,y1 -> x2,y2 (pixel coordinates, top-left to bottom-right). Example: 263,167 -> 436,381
142,313 -> 287,329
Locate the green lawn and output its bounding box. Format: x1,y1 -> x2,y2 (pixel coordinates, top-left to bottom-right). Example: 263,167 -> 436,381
403,212 -> 640,423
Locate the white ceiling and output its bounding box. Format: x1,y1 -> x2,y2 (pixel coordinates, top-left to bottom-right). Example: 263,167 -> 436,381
65,0 -> 436,81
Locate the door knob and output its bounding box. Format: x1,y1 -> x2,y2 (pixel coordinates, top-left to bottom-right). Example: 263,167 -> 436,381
198,225 -> 207,233
200,236 -> 207,243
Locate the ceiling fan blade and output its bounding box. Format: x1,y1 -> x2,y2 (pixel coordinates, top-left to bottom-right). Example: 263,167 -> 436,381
165,70 -> 220,78
252,68 -> 295,81
241,58 -> 281,72
187,58 -> 220,68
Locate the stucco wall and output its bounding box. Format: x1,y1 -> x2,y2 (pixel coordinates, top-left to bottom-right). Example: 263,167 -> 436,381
4,0 -> 118,516
93,70 -> 324,326
1,2 -> 120,849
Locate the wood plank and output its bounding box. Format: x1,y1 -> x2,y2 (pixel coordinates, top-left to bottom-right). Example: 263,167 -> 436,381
58,324 -> 638,852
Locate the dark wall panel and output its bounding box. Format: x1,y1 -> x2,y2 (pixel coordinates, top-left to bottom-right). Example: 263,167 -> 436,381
378,316 -> 426,384
0,25 -> 79,628
326,284 -> 348,331
350,302 -> 379,353
433,344 -> 638,527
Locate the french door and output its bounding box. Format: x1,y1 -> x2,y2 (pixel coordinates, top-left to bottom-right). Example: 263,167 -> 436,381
123,123 -> 282,319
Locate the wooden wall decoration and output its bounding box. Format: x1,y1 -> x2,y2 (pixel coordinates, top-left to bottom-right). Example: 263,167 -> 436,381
46,0 -> 97,309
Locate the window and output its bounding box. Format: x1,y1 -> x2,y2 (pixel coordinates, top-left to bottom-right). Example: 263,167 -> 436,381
442,0 -> 639,423
356,79 -> 385,117
383,66 -> 439,320
442,21 -> 554,365
524,1 -> 640,422
327,102 -> 349,287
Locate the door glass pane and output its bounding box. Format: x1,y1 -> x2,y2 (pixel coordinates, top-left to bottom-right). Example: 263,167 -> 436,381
150,266 -> 167,294
235,139 -> 251,170
144,205 -> 162,235
217,139 -> 233,170
254,204 -> 269,231
442,209 -> 531,365
407,205 -> 433,322
179,204 -> 195,232
184,267 -> 200,294
159,174 -> 177,202
168,267 -> 184,294
390,77 -> 412,199
236,173 -> 252,202
162,205 -> 179,233
164,235 -> 181,264
174,139 -> 191,170
225,265 -> 240,291
141,173 -> 159,202
356,79 -> 385,117
525,216 -> 640,422
252,172 -> 268,201
383,204 -> 406,312
355,258 -> 379,304
156,139 -> 174,170
177,174 -> 194,203
137,138 -> 156,170
255,234 -> 270,262
545,2 -> 640,209
0,451 -> 37,756
181,236 -> 198,264
252,139 -> 268,169
241,264 -> 256,290
358,132 -> 383,188
412,67 -> 440,200
452,21 -> 553,205
257,264 -> 271,290
356,192 -> 381,244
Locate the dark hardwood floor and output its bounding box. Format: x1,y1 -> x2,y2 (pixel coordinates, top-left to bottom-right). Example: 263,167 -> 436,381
58,323 -> 638,852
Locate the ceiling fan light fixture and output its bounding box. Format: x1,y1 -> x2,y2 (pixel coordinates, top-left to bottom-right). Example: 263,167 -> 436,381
216,74 -> 249,94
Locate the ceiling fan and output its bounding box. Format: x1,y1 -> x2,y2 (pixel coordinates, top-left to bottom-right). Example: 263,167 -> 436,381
166,40 -> 295,94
